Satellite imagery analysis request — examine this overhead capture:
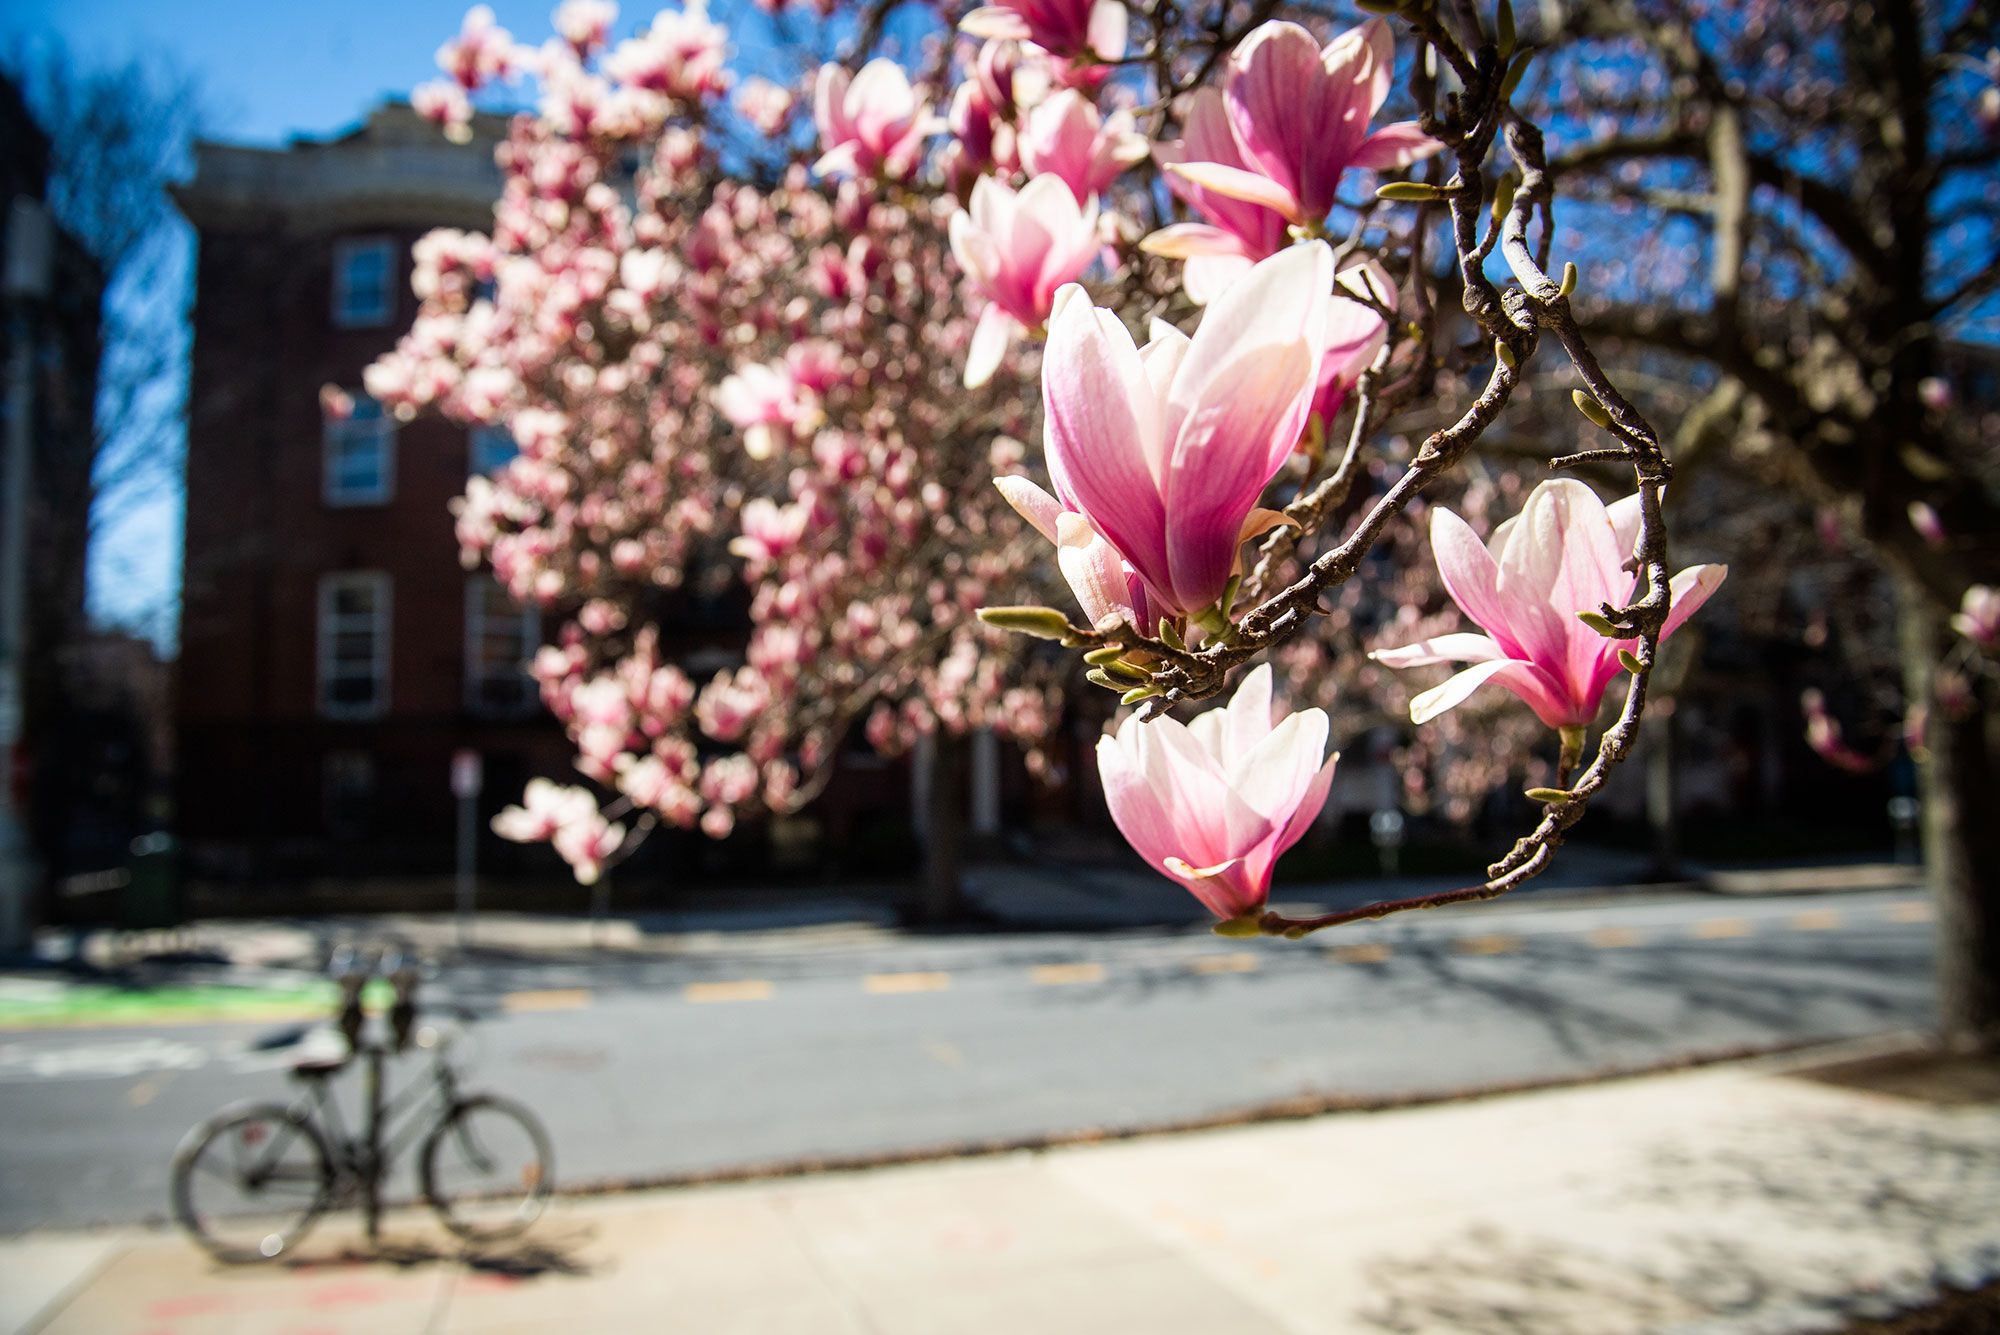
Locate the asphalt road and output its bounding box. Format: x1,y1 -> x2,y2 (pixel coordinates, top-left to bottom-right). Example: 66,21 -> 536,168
0,887 -> 1935,1233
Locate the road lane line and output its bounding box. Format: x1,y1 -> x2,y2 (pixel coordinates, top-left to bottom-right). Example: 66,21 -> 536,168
1886,900 -> 1931,923
1586,927 -> 1643,948
502,989 -> 593,1013
684,980 -> 774,1003
1694,917 -> 1752,939
865,972 -> 951,995
1454,934 -> 1522,956
1325,943 -> 1392,964
1188,953 -> 1259,975
1792,909 -> 1843,931
1031,963 -> 1105,985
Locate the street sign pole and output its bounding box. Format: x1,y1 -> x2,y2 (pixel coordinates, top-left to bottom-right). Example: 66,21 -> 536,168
451,749 -> 482,947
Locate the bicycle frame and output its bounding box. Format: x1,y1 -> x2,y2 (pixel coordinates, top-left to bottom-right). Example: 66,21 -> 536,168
288,1042 -> 463,1239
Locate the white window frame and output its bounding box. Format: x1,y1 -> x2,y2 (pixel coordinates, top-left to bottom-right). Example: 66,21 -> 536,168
331,235 -> 396,329
468,424 -> 518,477
463,575 -> 539,717
318,571 -> 392,721
323,393 -> 397,506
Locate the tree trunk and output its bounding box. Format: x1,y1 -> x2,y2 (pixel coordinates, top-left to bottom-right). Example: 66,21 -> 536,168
1898,580 -> 2000,1052
919,732 -> 967,924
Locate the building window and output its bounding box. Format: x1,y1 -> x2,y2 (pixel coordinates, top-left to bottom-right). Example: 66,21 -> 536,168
469,424 -> 517,476
331,236 -> 396,328
319,572 -> 392,720
324,394 -> 396,506
322,751 -> 377,840
465,576 -> 539,716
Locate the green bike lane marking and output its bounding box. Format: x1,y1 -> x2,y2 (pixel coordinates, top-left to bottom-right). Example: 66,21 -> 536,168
0,978 -> 342,1031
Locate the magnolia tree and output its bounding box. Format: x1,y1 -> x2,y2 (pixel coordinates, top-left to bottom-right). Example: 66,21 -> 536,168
367,0 -> 1742,941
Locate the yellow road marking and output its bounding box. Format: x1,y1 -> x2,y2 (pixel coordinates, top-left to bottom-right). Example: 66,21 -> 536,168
1792,909 -> 1843,931
1694,917 -> 1751,939
1587,927 -> 1642,948
1326,942 -> 1392,964
865,971 -> 950,995
684,980 -> 773,1003
1454,934 -> 1521,956
1031,962 -> 1105,985
1189,953 -> 1259,975
502,988 -> 593,1012
1886,900 -> 1931,923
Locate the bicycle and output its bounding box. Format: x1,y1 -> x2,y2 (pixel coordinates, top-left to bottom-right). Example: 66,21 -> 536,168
170,951 -> 554,1263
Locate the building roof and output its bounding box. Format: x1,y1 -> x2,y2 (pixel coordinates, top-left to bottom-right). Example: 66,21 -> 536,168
172,100 -> 510,235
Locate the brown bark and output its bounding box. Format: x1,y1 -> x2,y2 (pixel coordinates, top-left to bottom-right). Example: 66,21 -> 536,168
1899,580 -> 2000,1052
919,731 -> 966,924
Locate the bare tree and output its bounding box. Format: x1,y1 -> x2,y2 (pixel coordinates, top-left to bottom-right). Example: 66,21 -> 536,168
1520,0 -> 2000,1047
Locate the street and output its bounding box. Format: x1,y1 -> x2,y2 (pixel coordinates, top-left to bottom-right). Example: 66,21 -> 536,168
0,885 -> 1934,1234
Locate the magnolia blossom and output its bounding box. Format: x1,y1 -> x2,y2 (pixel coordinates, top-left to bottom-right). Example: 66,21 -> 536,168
492,778 -> 627,884
960,0 -> 1128,60
813,59 -> 935,180
1143,87 -> 1289,303
1037,241 -> 1333,620
1954,585 -> 2000,650
948,175 -> 1100,388
1097,665 -> 1336,921
1018,89 -> 1148,202
602,1 -> 730,103
555,0 -> 619,54
1166,19 -> 1441,227
1372,480 -> 1728,729
714,360 -> 816,458
734,76 -> 794,135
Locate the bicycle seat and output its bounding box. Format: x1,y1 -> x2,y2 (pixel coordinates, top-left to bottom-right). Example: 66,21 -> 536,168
286,1029 -> 352,1076
289,1053 -> 350,1077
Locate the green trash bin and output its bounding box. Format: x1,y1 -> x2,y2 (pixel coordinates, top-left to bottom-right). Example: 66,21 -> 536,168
121,832 -> 182,930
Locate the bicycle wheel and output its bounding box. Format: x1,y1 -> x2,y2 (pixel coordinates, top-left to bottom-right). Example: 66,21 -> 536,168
421,1095 -> 553,1241
171,1102 -> 333,1263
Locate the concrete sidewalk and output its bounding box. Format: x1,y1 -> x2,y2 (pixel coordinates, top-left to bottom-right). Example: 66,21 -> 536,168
6,1035 -> 1997,1335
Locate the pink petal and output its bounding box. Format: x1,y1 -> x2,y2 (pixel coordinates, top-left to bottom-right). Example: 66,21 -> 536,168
1410,658 -> 1577,728
1182,253 -> 1253,305
1222,21 -> 1323,208
993,475 -> 1062,543
1164,160 -> 1302,223
1370,632 -> 1504,668
1494,481 -> 1587,682
964,303 -> 1016,388
1055,510 -> 1140,631
1041,286 -> 1173,594
1662,563 -> 1727,639
1085,0 -> 1127,58
958,6 -> 1033,38
1430,507 -> 1526,659
1138,222 -> 1249,259
1349,120 -> 1444,170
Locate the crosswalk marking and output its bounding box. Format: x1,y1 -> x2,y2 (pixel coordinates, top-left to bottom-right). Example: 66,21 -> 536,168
1188,953 -> 1259,975
1792,909 -> 1843,931
502,989 -> 593,1012
684,980 -> 774,1003
1326,942 -> 1393,964
1694,917 -> 1752,939
1587,927 -> 1642,948
1031,963 -> 1105,985
865,971 -> 951,995
1454,934 -> 1521,956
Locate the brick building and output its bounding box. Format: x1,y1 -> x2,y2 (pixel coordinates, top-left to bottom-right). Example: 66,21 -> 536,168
173,103 -> 575,891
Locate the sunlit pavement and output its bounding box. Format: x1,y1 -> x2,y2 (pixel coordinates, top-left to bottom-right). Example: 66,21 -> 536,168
6,1036 -> 1999,1335
0,883 -> 1938,1246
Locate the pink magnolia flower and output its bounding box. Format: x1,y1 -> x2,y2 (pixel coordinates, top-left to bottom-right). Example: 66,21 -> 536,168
1372,480 -> 1728,729
947,175 -> 1100,388
1909,501 -> 1948,549
1166,19 -> 1441,227
1038,240 -> 1333,619
960,0 -> 1128,60
436,5 -> 516,90
812,59 -> 936,180
603,1 -> 730,103
734,76 -> 794,135
1097,664 -> 1336,921
1142,88 -> 1290,303
1801,689 -> 1876,774
994,474 -> 1153,633
1018,89 -> 1148,202
554,0 -> 618,55
714,360 -> 816,458
1954,585 -> 1999,650
492,778 -> 626,884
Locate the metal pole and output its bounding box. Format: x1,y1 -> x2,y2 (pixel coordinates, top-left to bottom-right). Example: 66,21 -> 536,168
0,198 -> 54,955
450,749 -> 481,948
